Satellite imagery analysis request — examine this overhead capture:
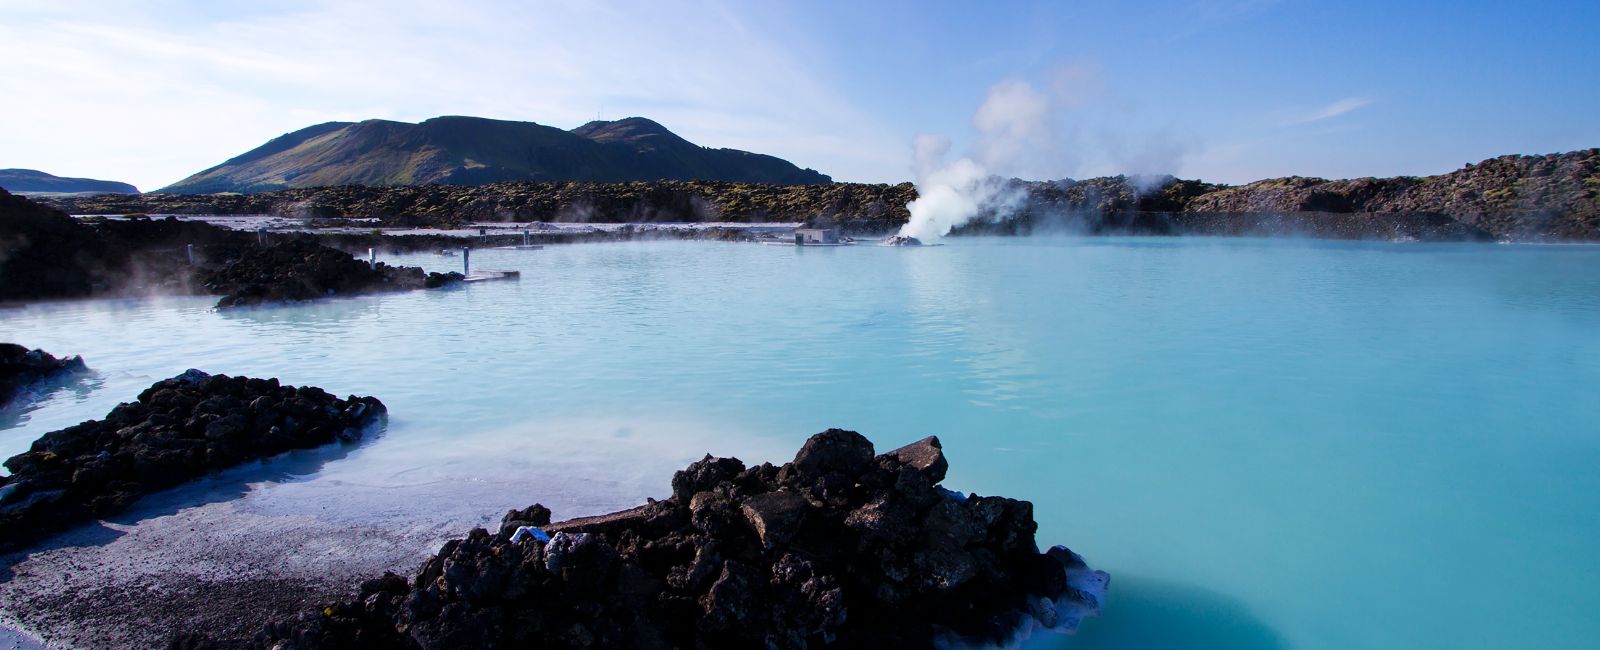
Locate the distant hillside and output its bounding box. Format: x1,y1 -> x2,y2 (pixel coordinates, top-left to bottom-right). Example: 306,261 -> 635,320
0,169 -> 138,195
160,116 -> 831,193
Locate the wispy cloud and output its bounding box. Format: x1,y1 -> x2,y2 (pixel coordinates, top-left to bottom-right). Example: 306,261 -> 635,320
0,0 -> 905,189
1279,97 -> 1374,126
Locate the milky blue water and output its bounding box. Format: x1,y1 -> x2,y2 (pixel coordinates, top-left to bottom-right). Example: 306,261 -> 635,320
3,237 -> 1599,649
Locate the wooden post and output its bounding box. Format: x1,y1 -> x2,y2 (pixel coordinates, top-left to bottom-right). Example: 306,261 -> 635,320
462,247 -> 470,276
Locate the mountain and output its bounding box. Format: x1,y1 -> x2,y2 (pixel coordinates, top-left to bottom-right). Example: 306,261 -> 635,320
159,116 -> 831,194
0,169 -> 138,195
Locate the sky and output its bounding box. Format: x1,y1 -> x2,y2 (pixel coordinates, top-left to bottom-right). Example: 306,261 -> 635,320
1,0 -> 1597,192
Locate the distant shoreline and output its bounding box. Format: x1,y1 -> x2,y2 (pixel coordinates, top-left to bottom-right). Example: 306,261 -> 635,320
34,148 -> 1600,242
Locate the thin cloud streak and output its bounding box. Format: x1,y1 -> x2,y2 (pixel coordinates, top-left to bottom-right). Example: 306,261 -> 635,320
1280,97 -> 1374,126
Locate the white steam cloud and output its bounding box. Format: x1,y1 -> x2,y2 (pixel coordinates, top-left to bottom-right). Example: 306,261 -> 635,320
899,81 -> 1045,241
898,68 -> 1190,241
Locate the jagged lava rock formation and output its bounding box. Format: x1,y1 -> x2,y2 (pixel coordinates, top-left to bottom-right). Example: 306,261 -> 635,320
184,430 -> 1107,649
0,370 -> 387,552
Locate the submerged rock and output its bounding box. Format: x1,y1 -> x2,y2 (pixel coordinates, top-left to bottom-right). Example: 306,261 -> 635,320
0,343 -> 87,408
204,429 -> 1106,648
0,370 -> 386,552
881,234 -> 923,246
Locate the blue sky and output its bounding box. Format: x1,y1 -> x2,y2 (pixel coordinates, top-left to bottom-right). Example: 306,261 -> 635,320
2,0 -> 1596,191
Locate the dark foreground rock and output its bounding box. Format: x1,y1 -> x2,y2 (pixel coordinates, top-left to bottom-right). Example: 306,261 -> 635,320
200,238 -> 463,308
184,430 -> 1108,649
0,344 -> 86,408
0,370 -> 386,552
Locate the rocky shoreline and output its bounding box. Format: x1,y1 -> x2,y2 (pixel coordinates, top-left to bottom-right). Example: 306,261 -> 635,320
0,369 -> 386,552
175,430 -> 1107,649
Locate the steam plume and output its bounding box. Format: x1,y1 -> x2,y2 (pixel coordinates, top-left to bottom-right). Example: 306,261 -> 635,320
899,81 -> 1046,241
898,68 -> 1190,241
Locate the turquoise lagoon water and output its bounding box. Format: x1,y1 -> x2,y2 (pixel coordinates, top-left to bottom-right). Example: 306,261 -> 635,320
3,237 -> 1599,649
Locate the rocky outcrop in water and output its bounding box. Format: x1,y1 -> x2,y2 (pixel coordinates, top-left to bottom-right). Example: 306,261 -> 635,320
0,370 -> 386,552
182,430 -> 1107,649
200,238 -> 463,308
0,344 -> 87,409
1,190 -> 461,306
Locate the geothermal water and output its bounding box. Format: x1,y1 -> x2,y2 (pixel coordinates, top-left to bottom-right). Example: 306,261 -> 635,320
3,237 -> 1600,649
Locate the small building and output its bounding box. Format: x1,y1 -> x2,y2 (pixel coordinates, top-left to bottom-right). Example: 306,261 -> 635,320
794,228 -> 840,245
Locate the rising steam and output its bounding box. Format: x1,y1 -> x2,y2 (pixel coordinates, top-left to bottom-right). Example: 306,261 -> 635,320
899,81 -> 1047,241
898,69 -> 1188,241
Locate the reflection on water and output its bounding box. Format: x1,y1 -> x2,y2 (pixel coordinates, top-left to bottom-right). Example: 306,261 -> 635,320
2,238 -> 1599,649
0,369 -> 101,432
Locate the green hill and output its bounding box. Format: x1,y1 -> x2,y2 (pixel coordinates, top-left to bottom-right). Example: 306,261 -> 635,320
159,116 -> 831,193
0,169 -> 138,195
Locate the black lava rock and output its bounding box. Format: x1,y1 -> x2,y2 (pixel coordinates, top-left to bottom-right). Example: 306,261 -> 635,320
211,430 -> 1107,649
0,370 -> 387,551
200,238 -> 461,308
